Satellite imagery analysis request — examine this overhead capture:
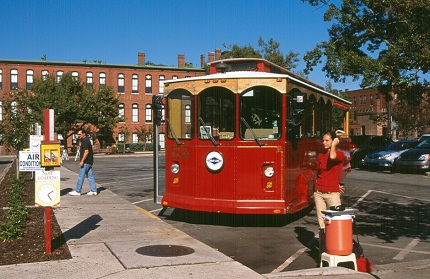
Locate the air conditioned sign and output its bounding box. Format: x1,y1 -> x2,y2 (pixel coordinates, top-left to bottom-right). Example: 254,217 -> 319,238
19,151 -> 44,172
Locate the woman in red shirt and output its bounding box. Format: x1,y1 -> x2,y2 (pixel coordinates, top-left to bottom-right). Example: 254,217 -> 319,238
315,131 -> 345,230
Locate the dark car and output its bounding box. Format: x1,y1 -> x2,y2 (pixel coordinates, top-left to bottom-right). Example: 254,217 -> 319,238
350,136 -> 393,168
393,138 -> 430,173
362,140 -> 419,170
350,135 -> 373,154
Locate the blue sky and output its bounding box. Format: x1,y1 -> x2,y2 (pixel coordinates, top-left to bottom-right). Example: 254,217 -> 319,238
1,0 -> 360,91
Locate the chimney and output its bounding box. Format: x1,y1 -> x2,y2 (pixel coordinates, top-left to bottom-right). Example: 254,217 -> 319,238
138,52 -> 145,65
208,52 -> 215,63
215,48 -> 221,60
178,54 -> 185,67
200,54 -> 205,68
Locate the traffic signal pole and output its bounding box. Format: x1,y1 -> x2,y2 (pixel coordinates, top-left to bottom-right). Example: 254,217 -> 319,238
152,95 -> 163,204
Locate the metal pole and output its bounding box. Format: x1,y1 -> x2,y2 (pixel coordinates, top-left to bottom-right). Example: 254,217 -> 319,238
153,120 -> 160,204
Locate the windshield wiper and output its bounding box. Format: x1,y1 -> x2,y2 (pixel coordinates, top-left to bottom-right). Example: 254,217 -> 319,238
241,117 -> 264,147
199,117 -> 219,146
165,118 -> 183,145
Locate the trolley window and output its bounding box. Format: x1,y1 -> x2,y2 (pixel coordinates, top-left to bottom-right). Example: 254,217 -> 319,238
167,89 -> 194,139
198,87 -> 235,140
240,86 -> 282,140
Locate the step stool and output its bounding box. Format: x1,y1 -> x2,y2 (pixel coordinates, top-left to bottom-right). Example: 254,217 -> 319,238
320,252 -> 357,270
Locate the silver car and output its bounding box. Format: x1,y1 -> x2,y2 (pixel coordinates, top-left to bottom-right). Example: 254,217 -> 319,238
362,140 -> 419,170
393,139 -> 430,173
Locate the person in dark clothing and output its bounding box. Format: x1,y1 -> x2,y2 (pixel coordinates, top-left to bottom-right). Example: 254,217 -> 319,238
69,130 -> 98,196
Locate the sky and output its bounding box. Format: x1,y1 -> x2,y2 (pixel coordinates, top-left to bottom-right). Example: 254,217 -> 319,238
0,0 -> 360,91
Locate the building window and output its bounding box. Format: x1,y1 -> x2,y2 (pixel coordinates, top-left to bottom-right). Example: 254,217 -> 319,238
26,70 -> 34,90
145,74 -> 152,93
86,72 -> 93,88
10,69 -> 18,90
370,94 -> 373,106
172,75 -> 178,80
56,71 -> 63,83
132,103 -> 139,122
118,73 -> 125,93
161,104 -> 165,122
132,133 -> 138,143
359,95 -> 362,105
0,101 -> 2,121
353,96 -> 356,107
72,71 -> 79,80
363,95 -> 367,104
185,104 -> 191,123
99,72 -> 106,88
118,133 -> 125,142
0,69 -> 3,90
118,103 -> 125,122
42,70 -> 49,80
159,75 -> 165,94
145,104 -> 152,122
132,74 -> 139,93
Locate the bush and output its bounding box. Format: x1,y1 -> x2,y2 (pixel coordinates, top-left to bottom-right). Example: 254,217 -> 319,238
116,142 -> 157,152
0,176 -> 29,240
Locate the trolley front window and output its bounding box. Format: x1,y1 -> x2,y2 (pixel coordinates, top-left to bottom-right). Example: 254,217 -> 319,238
240,86 -> 282,140
167,89 -> 194,139
198,87 -> 235,140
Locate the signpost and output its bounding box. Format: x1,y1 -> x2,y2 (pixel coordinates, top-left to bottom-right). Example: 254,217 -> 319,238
35,108 -> 61,254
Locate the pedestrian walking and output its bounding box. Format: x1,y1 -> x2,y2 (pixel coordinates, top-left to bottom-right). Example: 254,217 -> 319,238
69,130 -> 98,196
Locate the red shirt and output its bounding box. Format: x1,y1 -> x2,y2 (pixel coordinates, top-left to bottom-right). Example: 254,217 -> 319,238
315,150 -> 344,192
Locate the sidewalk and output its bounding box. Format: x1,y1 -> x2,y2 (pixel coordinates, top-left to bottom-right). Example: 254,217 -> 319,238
0,164 -> 426,279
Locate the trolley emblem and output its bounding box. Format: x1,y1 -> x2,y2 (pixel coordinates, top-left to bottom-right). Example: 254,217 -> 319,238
205,151 -> 224,173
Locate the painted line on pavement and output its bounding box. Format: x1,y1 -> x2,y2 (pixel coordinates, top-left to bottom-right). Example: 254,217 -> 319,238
393,238 -> 421,260
132,198 -> 153,204
135,206 -> 158,219
271,247 -> 307,273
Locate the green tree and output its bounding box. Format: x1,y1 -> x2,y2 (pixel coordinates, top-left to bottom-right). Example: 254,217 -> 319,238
135,125 -> 152,151
221,37 -> 300,70
302,0 -> 430,134
28,72 -> 119,149
302,0 -> 430,89
0,90 -> 33,154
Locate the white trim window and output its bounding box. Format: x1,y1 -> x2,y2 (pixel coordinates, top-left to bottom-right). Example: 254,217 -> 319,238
145,104 -> 152,122
132,74 -> 139,93
132,103 -> 139,122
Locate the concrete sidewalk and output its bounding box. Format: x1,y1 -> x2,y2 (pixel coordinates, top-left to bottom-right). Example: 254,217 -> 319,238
1,164 -> 425,279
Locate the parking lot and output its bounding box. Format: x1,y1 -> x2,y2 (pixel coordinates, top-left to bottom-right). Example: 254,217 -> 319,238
61,155 -> 430,274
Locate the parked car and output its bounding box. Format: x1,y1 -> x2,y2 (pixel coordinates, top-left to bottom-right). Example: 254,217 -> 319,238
418,133 -> 430,142
350,136 -> 393,168
361,140 -> 419,170
393,139 -> 430,173
350,135 -> 373,154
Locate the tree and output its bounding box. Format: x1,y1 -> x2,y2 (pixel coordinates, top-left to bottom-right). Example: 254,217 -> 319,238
221,37 -> 300,70
302,0 -> 430,132
28,73 -> 119,149
0,89 -> 33,154
135,125 -> 152,151
118,125 -> 131,153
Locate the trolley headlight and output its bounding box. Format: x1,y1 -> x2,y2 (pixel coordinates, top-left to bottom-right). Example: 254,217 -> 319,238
171,163 -> 180,174
264,166 -> 275,177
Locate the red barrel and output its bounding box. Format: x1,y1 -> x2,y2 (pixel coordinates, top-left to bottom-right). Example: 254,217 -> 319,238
324,214 -> 353,255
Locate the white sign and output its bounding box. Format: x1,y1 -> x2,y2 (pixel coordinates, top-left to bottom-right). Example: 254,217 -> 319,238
19,151 -> 43,172
30,135 -> 44,152
35,170 -> 60,207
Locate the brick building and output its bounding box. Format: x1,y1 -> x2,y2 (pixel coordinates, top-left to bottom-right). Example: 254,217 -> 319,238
347,88 -> 389,136
0,49 -> 223,153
